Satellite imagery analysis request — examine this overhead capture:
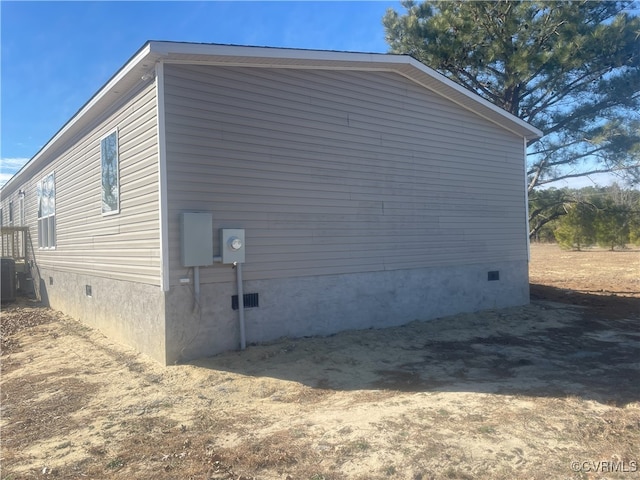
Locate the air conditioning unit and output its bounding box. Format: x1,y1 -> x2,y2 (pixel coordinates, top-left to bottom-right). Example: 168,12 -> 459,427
1,258 -> 17,303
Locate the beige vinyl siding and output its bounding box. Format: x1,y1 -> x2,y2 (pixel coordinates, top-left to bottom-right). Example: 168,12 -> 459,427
19,82 -> 161,285
164,64 -> 527,285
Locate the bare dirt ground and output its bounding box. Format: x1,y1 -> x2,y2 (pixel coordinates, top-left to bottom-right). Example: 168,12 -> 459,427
1,244 -> 639,480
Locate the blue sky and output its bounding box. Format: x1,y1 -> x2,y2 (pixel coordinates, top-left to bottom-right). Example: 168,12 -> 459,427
0,0 -> 400,184
0,1 -> 632,189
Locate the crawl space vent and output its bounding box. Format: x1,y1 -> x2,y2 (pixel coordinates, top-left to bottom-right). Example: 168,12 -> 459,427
232,293 -> 259,310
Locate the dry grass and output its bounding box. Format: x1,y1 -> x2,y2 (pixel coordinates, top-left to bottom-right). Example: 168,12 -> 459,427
529,243 -> 640,297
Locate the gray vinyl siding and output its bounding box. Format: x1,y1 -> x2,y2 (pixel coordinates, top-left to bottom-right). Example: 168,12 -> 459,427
164,64 -> 527,286
9,82 -> 161,285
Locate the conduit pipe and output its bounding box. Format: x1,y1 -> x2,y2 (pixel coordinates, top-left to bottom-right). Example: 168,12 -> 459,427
193,266 -> 200,313
235,262 -> 247,350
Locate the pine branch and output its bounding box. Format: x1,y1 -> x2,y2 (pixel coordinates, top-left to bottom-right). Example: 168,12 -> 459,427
536,164 -> 640,186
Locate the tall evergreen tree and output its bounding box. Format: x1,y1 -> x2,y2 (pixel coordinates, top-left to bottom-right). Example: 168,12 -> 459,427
554,202 -> 597,250
595,200 -> 630,250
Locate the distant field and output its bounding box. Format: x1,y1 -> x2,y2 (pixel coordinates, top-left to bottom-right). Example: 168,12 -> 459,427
529,243 -> 640,297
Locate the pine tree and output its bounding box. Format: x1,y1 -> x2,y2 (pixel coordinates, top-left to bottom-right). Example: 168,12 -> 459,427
554,203 -> 596,250
595,201 -> 630,250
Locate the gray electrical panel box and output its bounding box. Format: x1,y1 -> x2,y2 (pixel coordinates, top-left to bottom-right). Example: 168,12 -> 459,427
221,229 -> 245,264
181,213 -> 214,267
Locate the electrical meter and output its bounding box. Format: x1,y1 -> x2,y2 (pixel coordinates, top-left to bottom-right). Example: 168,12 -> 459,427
221,229 -> 245,264
229,236 -> 243,251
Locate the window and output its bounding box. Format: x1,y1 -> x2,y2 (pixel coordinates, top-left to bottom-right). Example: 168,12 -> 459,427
101,129 -> 119,214
37,172 -> 56,248
8,202 -> 13,225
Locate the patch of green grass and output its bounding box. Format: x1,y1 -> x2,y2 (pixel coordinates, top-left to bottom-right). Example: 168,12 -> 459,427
106,457 -> 124,470
384,464 -> 397,475
478,425 -> 497,435
354,439 -> 370,451
338,438 -> 372,457
291,427 -> 308,438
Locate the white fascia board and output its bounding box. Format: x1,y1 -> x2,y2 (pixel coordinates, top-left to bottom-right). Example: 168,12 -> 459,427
148,41 -> 387,64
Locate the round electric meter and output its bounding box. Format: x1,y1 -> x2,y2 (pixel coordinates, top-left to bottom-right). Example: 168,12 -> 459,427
229,237 -> 243,251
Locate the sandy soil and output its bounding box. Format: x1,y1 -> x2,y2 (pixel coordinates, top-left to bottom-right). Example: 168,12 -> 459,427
1,244 -> 639,480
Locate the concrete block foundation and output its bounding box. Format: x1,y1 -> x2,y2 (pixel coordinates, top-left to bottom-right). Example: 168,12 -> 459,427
34,261 -> 528,365
36,268 -> 166,364
165,260 -> 529,364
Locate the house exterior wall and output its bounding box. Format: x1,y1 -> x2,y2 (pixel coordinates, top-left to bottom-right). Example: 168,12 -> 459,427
2,81 -> 162,284
162,64 -> 529,362
1,80 -> 166,363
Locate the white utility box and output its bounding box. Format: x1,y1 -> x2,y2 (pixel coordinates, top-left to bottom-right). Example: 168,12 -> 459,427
181,212 -> 214,267
221,229 -> 245,264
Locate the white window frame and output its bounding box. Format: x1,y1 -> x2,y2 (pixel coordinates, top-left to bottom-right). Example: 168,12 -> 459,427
37,171 -> 56,249
101,128 -> 120,216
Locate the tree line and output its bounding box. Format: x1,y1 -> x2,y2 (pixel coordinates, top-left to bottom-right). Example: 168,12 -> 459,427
529,184 -> 640,250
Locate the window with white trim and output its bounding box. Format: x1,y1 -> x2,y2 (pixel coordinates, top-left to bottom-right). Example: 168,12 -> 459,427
37,172 -> 56,248
101,129 -> 120,214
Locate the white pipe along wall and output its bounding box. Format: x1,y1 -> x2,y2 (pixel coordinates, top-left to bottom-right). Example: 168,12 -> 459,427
235,262 -> 246,350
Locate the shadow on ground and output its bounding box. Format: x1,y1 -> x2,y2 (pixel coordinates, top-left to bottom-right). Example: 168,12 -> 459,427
191,284 -> 640,406
530,283 -> 640,320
